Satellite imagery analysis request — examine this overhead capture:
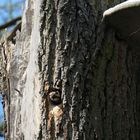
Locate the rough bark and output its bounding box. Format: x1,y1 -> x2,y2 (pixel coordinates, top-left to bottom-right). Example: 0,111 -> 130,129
0,0 -> 140,140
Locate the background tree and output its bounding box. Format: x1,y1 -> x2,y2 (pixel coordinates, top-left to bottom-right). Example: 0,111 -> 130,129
0,0 -> 24,139
0,0 -> 140,140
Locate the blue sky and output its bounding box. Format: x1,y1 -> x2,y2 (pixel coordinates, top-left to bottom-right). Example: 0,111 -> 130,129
0,96 -> 3,119
0,0 -> 23,24
0,0 -> 24,120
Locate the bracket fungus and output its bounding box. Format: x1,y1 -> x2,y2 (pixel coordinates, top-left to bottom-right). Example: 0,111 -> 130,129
103,0 -> 140,45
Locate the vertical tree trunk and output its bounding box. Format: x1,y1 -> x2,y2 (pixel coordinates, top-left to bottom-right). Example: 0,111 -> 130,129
0,0 -> 140,140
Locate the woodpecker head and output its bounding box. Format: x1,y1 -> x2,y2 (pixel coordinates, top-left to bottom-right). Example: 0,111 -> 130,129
44,80 -> 62,105
49,89 -> 62,105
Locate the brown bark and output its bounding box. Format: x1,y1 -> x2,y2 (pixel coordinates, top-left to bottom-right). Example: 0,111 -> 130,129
0,0 -> 139,140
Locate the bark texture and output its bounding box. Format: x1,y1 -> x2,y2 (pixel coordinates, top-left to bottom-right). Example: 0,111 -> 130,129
0,0 -> 140,140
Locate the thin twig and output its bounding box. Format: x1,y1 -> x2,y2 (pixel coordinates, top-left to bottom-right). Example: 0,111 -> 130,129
0,21 -> 22,45
0,16 -> 21,30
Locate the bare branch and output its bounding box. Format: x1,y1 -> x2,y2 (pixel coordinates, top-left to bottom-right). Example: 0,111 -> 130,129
0,16 -> 21,30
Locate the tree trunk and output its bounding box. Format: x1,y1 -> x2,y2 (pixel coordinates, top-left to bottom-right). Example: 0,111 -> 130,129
0,0 -> 140,140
